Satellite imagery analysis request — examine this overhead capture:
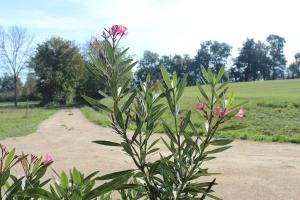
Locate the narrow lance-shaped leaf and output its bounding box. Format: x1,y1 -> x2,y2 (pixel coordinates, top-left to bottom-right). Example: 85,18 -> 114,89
176,74 -> 187,102
114,102 -> 125,129
93,140 -> 121,147
82,95 -> 113,113
209,139 -> 233,146
172,71 -> 177,88
160,65 -> 171,89
121,90 -> 136,112
216,65 -> 225,83
4,148 -> 16,170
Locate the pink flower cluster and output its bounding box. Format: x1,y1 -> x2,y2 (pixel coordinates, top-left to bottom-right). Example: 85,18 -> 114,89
215,106 -> 230,117
43,153 -> 53,164
196,102 -> 205,111
107,25 -> 128,37
196,102 -> 245,118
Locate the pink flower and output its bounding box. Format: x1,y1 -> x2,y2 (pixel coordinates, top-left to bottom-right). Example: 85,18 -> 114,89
196,102 -> 205,111
235,108 -> 245,118
108,25 -> 128,37
215,106 -> 230,117
43,153 -> 53,164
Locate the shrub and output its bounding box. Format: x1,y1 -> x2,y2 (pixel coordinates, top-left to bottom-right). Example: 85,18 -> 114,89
82,25 -> 246,199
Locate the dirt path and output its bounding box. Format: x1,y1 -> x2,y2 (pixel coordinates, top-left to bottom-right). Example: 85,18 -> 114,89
2,108 -> 300,200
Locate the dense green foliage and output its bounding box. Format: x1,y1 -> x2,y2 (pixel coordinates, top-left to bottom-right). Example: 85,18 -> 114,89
288,53 -> 300,78
135,34 -> 291,84
81,38 -> 133,99
29,37 -> 86,105
194,40 -> 232,74
0,73 -> 39,102
134,40 -> 232,85
0,145 -> 114,199
81,78 -> 300,143
0,73 -> 23,101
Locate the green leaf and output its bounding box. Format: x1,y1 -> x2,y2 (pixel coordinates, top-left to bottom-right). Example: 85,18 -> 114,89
82,95 -> 113,113
226,92 -> 235,108
4,148 -> 15,170
207,68 -> 215,85
20,188 -> 54,199
121,142 -> 133,156
106,41 -> 115,65
198,85 -> 209,102
210,139 -> 233,146
180,110 -> 191,133
32,157 -> 43,173
121,91 -> 136,112
72,168 -> 82,186
160,65 -> 171,89
0,169 -> 10,186
176,74 -> 187,102
93,140 -> 121,147
120,61 -> 138,77
148,138 -> 160,150
86,174 -> 132,199
216,65 -> 225,83
162,122 -> 177,143
230,101 -> 248,111
172,71 -> 177,88
156,80 -> 165,92
60,171 -> 69,189
96,169 -> 135,180
200,65 -> 209,83
118,47 -> 129,58
114,102 -> 124,129
147,148 -> 159,155
205,146 -> 231,155
217,81 -> 229,91
131,123 -> 143,143
98,89 -> 109,98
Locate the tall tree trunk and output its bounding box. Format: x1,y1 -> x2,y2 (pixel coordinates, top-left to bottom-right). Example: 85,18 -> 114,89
14,75 -> 18,107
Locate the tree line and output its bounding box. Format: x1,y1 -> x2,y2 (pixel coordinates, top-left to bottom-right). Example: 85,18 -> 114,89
135,35 -> 300,85
0,26 -> 299,106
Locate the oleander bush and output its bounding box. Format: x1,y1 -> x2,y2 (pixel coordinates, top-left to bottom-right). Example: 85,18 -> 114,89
82,25 -> 246,199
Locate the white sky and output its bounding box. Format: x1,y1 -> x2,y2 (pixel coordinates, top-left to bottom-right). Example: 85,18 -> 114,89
0,0 -> 299,64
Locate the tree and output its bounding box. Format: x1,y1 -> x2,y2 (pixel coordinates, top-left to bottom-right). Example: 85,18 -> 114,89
266,34 -> 287,79
0,73 -> 22,101
194,40 -> 232,74
30,37 -> 85,105
233,38 -> 270,81
288,53 -> 300,78
0,73 -> 20,92
22,72 -> 39,100
0,26 -> 33,106
135,50 -> 161,82
255,41 -> 271,80
161,54 -> 194,85
234,38 -> 257,81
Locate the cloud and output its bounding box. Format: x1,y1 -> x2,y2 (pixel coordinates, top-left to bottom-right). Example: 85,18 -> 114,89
0,0 -> 299,62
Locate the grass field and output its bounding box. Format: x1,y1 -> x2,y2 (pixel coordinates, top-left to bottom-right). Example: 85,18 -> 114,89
81,79 -> 300,143
0,101 -> 40,108
0,108 -> 56,139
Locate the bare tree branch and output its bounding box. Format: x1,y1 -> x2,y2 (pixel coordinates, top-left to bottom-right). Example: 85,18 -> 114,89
0,25 -> 33,106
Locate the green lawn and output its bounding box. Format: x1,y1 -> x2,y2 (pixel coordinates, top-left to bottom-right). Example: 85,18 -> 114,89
81,79 -> 300,143
0,108 -> 56,139
0,101 -> 40,108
